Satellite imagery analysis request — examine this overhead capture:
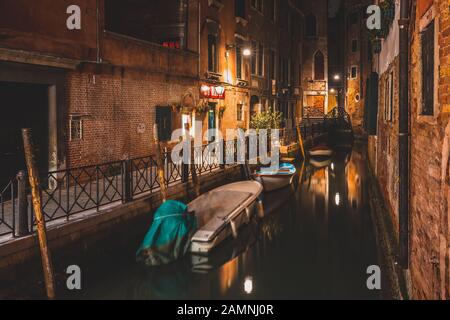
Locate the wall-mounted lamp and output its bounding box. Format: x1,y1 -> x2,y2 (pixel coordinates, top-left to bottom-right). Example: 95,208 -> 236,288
334,74 -> 341,80
226,44 -> 252,56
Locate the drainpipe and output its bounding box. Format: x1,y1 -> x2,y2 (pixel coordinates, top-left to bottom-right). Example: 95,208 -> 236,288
96,0 -> 100,63
398,0 -> 410,269
198,1 -> 201,78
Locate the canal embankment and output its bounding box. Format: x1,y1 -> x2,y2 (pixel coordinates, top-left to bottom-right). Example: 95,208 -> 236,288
366,153 -> 411,300
0,165 -> 245,298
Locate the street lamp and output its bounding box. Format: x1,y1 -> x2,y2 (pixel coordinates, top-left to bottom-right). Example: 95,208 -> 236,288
226,43 -> 252,56
333,74 -> 341,80
242,48 -> 252,56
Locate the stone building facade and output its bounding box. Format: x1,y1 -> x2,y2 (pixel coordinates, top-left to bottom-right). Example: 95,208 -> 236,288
366,0 -> 450,299
343,0 -> 372,135
196,0 -> 304,138
299,0 -> 329,118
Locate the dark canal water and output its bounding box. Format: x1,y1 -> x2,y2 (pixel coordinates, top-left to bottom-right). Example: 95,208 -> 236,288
63,144 -> 381,300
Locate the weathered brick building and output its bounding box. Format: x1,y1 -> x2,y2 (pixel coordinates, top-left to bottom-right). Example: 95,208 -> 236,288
0,0 -> 306,187
299,0 -> 329,118
365,0 -> 450,299
343,0 -> 372,135
0,0 -> 201,183
196,0 -> 305,137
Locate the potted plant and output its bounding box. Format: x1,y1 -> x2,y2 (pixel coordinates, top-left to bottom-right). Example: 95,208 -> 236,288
219,105 -> 227,118
250,110 -> 283,134
195,101 -> 209,115
381,0 -> 395,21
171,103 -> 183,113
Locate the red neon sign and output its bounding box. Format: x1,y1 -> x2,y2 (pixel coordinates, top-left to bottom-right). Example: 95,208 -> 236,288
200,85 -> 226,99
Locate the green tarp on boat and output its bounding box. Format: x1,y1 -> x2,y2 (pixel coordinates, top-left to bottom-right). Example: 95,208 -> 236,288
136,200 -> 197,266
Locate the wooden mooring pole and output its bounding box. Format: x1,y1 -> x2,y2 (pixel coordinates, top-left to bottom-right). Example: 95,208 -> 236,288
21,128 -> 56,300
190,139 -> 200,198
153,124 -> 168,202
296,124 -> 306,160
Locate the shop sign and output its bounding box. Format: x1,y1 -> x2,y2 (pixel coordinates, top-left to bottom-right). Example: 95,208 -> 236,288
200,85 -> 226,99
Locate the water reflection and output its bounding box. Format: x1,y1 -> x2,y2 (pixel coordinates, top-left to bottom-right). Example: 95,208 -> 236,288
70,144 -> 380,300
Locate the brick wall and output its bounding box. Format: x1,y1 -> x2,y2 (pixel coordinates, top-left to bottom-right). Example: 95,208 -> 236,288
407,0 -> 449,299
369,0 -> 450,299
66,67 -> 198,168
376,57 -> 400,226
344,0 -> 372,136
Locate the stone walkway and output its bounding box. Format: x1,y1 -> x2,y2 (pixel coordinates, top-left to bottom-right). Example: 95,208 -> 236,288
0,161 -> 218,239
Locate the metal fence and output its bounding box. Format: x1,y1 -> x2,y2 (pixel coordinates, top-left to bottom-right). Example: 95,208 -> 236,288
0,177 -> 16,236
0,123 -> 331,240
0,139 -> 243,239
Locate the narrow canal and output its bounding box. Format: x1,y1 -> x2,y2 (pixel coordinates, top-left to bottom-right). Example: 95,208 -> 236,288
59,143 -> 383,300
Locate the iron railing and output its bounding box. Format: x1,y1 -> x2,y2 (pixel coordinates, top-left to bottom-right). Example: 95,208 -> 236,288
0,177 -> 16,236
0,126 -> 332,240
0,139 -> 243,239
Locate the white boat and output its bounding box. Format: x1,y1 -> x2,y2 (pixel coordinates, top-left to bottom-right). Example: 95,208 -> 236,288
189,180 -> 264,254
309,157 -> 332,168
309,144 -> 334,157
253,163 -> 296,192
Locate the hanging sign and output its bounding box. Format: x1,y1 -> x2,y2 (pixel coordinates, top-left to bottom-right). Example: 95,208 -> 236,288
200,85 -> 226,99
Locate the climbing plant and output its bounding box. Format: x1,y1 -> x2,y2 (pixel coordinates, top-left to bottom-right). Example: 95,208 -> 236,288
367,0 -> 395,54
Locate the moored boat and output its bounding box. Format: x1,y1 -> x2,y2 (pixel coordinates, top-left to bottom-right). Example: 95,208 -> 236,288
253,163 -> 296,192
309,157 -> 332,168
309,144 -> 334,157
189,180 -> 263,254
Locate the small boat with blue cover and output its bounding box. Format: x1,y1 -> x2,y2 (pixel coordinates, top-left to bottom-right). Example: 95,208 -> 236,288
253,163 -> 297,192
137,180 -> 264,264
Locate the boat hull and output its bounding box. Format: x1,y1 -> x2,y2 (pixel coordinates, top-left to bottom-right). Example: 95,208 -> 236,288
309,149 -> 333,157
189,181 -> 263,254
254,174 -> 295,192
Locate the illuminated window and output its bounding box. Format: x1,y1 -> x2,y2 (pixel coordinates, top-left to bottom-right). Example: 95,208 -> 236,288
350,66 -> 358,79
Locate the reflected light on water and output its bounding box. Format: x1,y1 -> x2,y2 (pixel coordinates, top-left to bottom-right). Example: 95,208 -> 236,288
219,257 -> 239,295
244,276 -> 254,294
335,193 -> 341,206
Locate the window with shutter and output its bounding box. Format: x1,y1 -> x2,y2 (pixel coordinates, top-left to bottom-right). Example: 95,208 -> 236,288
421,20 -> 435,116
156,106 -> 172,141
314,51 -> 325,80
